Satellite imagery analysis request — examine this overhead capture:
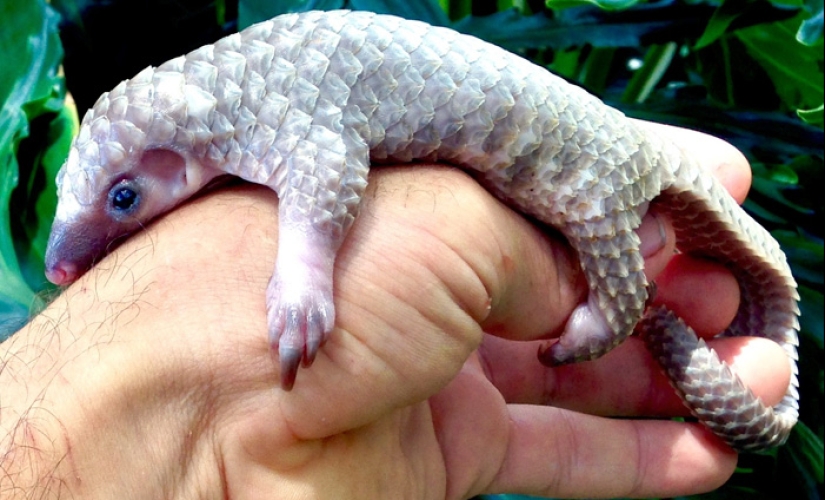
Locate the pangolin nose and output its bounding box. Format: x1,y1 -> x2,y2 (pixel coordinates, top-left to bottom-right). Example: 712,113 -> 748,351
45,261 -> 79,285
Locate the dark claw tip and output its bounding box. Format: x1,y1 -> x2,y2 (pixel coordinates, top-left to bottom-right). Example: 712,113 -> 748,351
536,343 -> 555,366
301,342 -> 320,368
537,342 -> 570,367
279,347 -> 302,391
645,281 -> 658,307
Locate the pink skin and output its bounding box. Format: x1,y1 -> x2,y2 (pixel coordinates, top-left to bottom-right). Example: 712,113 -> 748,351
44,219 -> 112,287
266,222 -> 339,390
45,264 -> 75,286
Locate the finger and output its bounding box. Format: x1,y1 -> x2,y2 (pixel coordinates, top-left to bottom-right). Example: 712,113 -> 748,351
480,404 -> 737,498
652,253 -> 741,337
277,166 -> 583,437
284,168 -> 678,438
632,120 -> 752,203
636,210 -> 677,279
272,118 -> 755,437
278,167 -> 674,438
638,122 -> 750,338
480,333 -> 790,417
476,118 -> 753,345
481,206 -> 677,343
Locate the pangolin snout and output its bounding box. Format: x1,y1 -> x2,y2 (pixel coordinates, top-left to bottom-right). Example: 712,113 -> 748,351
44,219 -> 106,286
45,261 -> 79,285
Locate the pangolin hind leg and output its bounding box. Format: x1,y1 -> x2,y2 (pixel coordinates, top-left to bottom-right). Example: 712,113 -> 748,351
540,215 -> 650,364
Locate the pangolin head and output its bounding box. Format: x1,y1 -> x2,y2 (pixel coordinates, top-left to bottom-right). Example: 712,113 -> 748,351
45,65 -> 219,285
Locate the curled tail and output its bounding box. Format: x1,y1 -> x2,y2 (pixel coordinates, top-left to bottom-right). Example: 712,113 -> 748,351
649,146 -> 799,450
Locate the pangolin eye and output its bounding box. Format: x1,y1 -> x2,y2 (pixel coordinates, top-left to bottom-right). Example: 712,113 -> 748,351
108,181 -> 141,215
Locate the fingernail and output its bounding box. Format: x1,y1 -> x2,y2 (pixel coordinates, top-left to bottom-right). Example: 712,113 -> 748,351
637,212 -> 667,258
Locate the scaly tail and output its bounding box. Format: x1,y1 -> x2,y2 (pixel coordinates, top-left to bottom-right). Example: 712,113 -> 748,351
646,139 -> 799,450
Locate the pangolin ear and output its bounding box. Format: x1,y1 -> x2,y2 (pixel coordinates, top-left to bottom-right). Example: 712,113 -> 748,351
137,148 -> 188,195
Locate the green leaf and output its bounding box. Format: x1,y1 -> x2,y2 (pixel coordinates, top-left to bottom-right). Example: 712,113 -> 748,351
238,0 -> 345,29
762,162 -> 800,184
621,42 -> 677,103
349,0 -> 452,26
447,0 -> 474,21
15,103 -> 75,290
798,286 -> 824,347
775,230 -> 824,286
452,6 -> 679,50
798,103 -> 824,125
498,0 -> 529,14
49,0 -> 88,28
455,1 -> 796,53
785,421 -> 825,490
0,153 -> 30,311
750,169 -> 812,217
797,0 -> 824,45
545,0 -> 641,11
695,0 -> 757,49
579,47 -> 616,93
239,0 -> 454,29
0,0 -> 65,338
736,17 -> 824,111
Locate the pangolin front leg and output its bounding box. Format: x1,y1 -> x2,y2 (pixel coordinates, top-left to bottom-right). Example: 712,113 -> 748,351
266,123 -> 370,389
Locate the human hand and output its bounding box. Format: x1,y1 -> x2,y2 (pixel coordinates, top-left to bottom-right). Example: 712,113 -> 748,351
0,123 -> 790,499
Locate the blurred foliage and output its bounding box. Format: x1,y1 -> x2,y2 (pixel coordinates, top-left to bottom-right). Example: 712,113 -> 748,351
0,1 -> 67,335
0,0 -> 821,498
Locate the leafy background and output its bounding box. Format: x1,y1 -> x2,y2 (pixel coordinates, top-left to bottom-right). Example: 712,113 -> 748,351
0,0 -> 822,498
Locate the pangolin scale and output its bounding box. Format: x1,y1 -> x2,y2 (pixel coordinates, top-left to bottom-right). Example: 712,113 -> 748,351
44,10 -> 799,451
